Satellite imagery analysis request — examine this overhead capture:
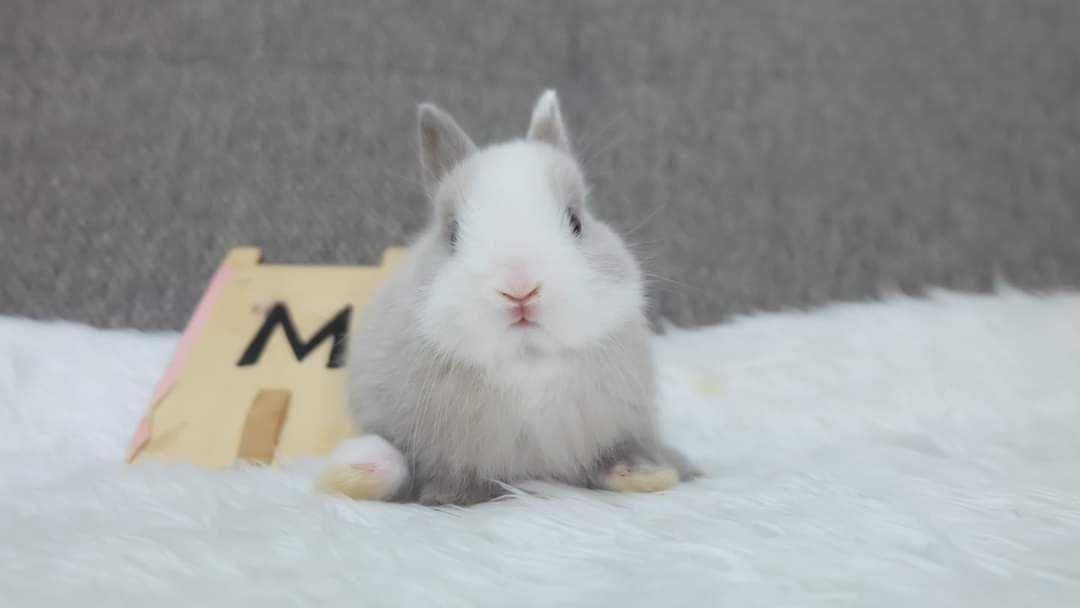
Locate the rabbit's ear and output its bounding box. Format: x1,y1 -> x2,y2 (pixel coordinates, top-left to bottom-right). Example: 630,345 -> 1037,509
418,103 -> 476,195
527,90 -> 571,155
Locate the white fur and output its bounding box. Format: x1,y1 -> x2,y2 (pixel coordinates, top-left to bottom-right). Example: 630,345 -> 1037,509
418,141 -> 642,372
328,435 -> 405,468
326,435 -> 409,497
3,288 -> 1080,604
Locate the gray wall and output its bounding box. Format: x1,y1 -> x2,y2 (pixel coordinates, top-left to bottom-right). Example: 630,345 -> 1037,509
3,0 -> 1079,330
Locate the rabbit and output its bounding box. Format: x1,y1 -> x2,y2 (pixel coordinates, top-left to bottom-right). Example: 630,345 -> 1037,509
317,90 -> 699,505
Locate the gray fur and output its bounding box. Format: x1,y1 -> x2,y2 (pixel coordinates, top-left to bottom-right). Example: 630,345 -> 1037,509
346,100 -> 696,505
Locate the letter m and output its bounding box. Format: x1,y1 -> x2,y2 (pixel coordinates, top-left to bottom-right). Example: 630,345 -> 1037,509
237,303 -> 352,369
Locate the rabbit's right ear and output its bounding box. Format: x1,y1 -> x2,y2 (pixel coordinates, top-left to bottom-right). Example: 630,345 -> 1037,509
418,104 -> 476,195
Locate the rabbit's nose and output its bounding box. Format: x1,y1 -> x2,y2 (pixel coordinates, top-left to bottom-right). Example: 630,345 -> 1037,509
498,284 -> 541,304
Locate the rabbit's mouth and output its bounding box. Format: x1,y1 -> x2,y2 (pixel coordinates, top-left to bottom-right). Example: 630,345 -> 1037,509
505,300 -> 541,327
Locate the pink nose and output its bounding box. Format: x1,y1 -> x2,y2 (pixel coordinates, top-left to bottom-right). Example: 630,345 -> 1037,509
498,284 -> 541,304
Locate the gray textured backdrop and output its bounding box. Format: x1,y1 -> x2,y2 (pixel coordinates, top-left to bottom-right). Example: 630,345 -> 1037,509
3,0 -> 1079,330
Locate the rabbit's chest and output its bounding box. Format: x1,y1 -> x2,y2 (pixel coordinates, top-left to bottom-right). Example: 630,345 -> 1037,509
442,371 -> 628,480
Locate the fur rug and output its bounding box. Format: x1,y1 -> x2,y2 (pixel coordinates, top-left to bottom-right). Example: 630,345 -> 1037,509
2,289 -> 1079,606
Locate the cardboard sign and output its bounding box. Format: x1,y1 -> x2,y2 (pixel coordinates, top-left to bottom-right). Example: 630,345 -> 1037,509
127,247 -> 405,468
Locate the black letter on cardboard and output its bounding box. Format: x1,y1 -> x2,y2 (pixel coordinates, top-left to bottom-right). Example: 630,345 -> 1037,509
237,303 -> 351,369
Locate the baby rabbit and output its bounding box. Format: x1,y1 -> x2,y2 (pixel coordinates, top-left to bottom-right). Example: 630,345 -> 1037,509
318,91 -> 698,505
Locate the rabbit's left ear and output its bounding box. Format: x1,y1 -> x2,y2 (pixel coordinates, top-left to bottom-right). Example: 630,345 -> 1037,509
527,89 -> 572,155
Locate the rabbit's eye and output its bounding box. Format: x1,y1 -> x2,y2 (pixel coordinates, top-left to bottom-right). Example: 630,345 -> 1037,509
447,220 -> 459,249
567,209 -> 582,237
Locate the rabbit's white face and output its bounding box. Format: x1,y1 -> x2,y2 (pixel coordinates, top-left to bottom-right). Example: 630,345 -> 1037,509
413,93 -> 644,369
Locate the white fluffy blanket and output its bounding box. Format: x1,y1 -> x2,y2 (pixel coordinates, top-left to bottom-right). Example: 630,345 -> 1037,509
2,290 -> 1079,606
